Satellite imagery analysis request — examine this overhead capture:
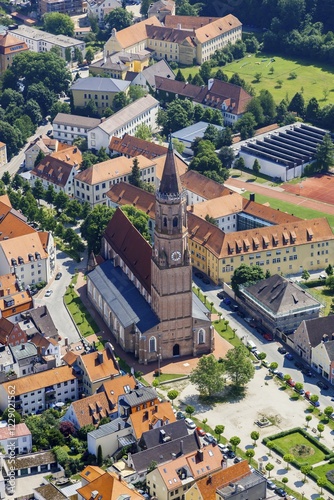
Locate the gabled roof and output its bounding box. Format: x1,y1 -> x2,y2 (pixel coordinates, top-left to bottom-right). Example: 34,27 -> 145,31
146,24 -> 195,45
196,461 -> 251,500
111,16 -> 161,49
78,347 -> 120,383
120,386 -> 158,407
140,419 -> 189,449
296,315 -> 334,349
98,373 -> 137,407
242,199 -> 301,224
53,113 -> 101,129
195,14 -> 241,43
109,133 -> 167,160
87,417 -> 131,439
180,170 -> 234,199
0,317 -> 26,346
201,79 -> 252,115
106,182 -> 156,219
0,423 -> 31,441
50,145 -> 82,167
241,274 -> 320,315
67,392 -> 110,428
0,32 -> 28,54
155,76 -> 203,99
31,156 -> 75,187
0,232 -> 48,265
129,401 -> 176,439
191,193 -> 244,220
77,471 -> 144,500
142,59 -> 175,89
11,342 -> 37,361
79,465 -> 104,482
27,305 -> 58,339
148,0 -> 175,15
164,15 -> 219,29
104,208 -> 152,293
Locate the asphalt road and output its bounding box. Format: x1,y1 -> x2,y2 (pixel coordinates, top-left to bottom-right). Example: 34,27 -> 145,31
34,248 -> 87,345
194,275 -> 334,410
5,122 -> 53,177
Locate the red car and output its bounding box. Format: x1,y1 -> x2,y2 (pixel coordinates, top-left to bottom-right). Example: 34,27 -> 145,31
263,333 -> 273,341
287,379 -> 296,387
196,427 -> 206,436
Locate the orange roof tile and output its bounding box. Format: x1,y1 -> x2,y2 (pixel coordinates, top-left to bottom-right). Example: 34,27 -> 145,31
79,465 -> 104,482
79,348 -> 120,383
51,145 -> 82,167
77,471 -> 144,500
114,16 -> 161,49
196,461 -> 250,500
180,170 -> 234,199
100,374 -> 137,407
69,392 -> 110,428
62,350 -> 80,366
195,14 -> 241,44
106,182 -> 155,219
109,134 -> 167,160
129,401 -> 176,439
1,366 -> 76,396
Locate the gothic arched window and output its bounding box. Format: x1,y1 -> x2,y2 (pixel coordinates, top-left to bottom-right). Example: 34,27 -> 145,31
173,216 -> 178,227
163,217 -> 167,227
198,328 -> 205,344
149,336 -> 156,352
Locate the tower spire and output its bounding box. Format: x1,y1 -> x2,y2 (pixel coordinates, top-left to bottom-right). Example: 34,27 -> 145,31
158,135 -> 182,195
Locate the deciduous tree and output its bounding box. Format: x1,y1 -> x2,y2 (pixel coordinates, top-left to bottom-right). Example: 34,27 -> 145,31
189,354 -> 225,396
224,345 -> 255,387
43,13 -> 75,36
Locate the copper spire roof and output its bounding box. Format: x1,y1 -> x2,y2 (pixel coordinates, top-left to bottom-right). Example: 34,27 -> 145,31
158,136 -> 182,195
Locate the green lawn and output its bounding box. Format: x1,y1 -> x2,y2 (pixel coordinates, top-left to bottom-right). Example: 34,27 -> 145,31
64,287 -> 99,337
273,431 -> 326,465
241,192 -> 334,228
181,53 -> 334,104
156,373 -> 184,383
312,462 -> 334,491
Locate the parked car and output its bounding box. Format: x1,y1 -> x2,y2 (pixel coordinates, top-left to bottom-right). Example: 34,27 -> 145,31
217,291 -> 224,299
287,378 -> 296,387
285,352 -> 294,361
184,418 -> 196,429
267,480 -> 276,490
277,372 -> 284,380
253,350 -> 262,360
275,487 -> 287,497
218,443 -> 229,453
294,361 -> 304,369
263,333 -> 273,341
223,297 -> 231,305
310,399 -> 320,407
316,380 -> 329,390
294,386 -> 305,395
45,289 -> 53,297
302,367 -> 313,377
278,346 -> 287,354
176,411 -> 185,420
319,274 -> 326,280
204,433 -> 217,444
196,427 -> 206,436
233,456 -> 242,464
230,304 -> 239,312
55,272 -> 62,280
226,450 -> 236,459
262,360 -> 270,368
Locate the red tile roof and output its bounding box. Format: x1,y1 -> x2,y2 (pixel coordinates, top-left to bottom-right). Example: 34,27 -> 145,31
109,134 -> 167,160
196,461 -> 251,500
32,157 -> 75,188
106,182 -> 155,219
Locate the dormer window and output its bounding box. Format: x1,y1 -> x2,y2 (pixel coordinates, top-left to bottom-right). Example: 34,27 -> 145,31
28,254 -> 34,262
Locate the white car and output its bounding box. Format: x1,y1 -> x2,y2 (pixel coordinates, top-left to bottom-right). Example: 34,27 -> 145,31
45,290 -> 53,297
184,418 -> 196,429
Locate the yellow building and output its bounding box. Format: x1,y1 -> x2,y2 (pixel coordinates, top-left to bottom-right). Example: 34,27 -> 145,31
188,213 -> 334,284
0,32 -> 28,74
70,76 -> 130,114
90,50 -> 150,79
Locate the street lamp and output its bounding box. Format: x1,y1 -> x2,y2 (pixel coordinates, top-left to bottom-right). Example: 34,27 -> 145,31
301,491 -> 305,500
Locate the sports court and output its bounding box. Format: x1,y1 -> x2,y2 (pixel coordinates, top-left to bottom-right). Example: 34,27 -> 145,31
283,174 -> 334,205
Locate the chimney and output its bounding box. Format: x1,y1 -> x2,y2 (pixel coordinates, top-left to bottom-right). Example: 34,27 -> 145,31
98,352 -> 103,364
250,193 -> 255,202
118,421 -> 122,431
207,475 -> 212,484
190,204 -> 194,212
21,344 -> 25,350
180,439 -> 184,455
118,474 -> 122,482
64,337 -> 69,346
197,450 -> 204,461
73,147 -> 77,153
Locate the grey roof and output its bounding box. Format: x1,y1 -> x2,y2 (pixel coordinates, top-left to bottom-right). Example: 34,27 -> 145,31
27,306 -> 58,339
324,340 -> 334,361
300,315 -> 334,348
142,59 -> 175,89
10,342 -> 37,361
241,274 -> 321,315
70,77 -> 130,93
11,25 -> 83,48
5,451 -> 56,470
53,113 -> 101,129
121,386 -> 158,407
88,261 -> 160,333
118,434 -> 137,446
97,94 -> 159,135
171,121 -> 224,146
88,417 -> 131,439
131,432 -> 200,473
140,420 -> 189,449
217,470 -> 265,497
192,292 -> 211,322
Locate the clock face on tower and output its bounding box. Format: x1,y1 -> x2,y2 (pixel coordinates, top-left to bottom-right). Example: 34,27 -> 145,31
171,251 -> 181,262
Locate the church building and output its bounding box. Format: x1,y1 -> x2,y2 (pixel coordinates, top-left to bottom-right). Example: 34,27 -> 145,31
87,140 -> 213,363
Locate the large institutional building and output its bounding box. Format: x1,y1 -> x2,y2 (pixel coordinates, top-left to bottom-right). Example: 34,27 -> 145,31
87,141 -> 213,363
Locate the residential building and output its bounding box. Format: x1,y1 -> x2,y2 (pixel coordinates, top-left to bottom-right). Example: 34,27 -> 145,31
30,155 -> 79,197
190,194 -> 244,232
87,142 -> 213,363
0,422 -> 32,454
39,0 -> 84,15
90,50 -> 150,79
180,170 -> 234,205
118,386 -> 159,418
52,113 -> 102,145
231,122 -> 329,181
0,317 -> 27,347
21,305 -> 60,341
146,445 -> 223,500
74,344 -> 121,395
0,141 -> 7,167
0,273 -> 33,322
3,451 -> 60,478
87,418 -> 134,458
70,77 -> 131,114
128,401 -> 176,441
148,0 -> 175,21
97,373 -> 137,415
62,392 -> 111,429
0,32 -> 28,74
109,133 -> 167,159
24,136 -> 59,171
171,121 -> 224,155
105,14 -> 242,65
33,483 -> 67,500
74,154 -> 156,207
292,316 -> 334,381
184,461 -> 261,500
29,332 -> 61,367
87,0 -> 121,26
10,25 -> 85,61
139,420 -> 189,450
10,342 -> 39,377
87,94 -> 159,150
239,274 -> 321,340
127,59 -> 175,92
0,365 -> 79,415
155,77 -> 252,125
77,470 -> 144,500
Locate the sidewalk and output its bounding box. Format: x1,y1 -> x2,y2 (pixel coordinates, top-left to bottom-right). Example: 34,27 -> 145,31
74,271 -> 232,384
